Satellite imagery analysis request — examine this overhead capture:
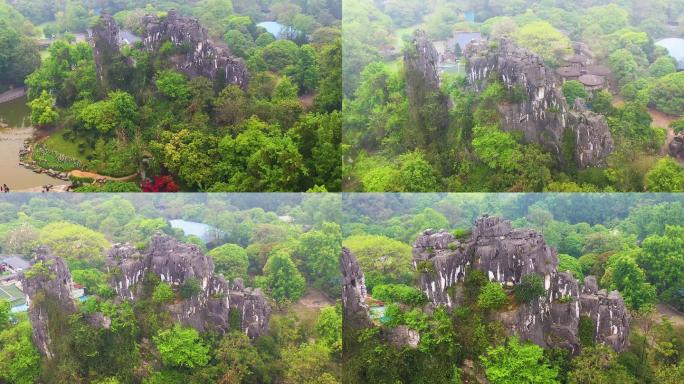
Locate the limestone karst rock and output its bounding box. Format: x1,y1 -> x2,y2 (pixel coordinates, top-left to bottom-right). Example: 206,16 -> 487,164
670,132 -> 684,160
107,234 -> 270,338
142,10 -> 249,89
91,13 -> 128,87
341,247 -> 372,331
20,247 -> 78,359
412,216 -> 630,353
464,37 -> 614,168
403,30 -> 450,159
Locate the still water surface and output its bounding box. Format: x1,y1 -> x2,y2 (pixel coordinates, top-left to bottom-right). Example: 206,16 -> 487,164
0,96 -> 64,190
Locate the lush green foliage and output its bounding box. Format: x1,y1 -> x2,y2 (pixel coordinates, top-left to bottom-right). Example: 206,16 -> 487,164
514,274 -> 546,304
153,324 -> 210,369
481,337 -> 560,384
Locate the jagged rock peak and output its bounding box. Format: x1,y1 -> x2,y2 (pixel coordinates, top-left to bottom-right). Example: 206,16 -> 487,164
142,9 -> 249,89
412,216 -> 630,352
91,13 -> 124,84
107,234 -> 270,338
465,37 -> 614,168
404,29 -> 441,92
20,247 -> 78,359
341,247 -> 372,330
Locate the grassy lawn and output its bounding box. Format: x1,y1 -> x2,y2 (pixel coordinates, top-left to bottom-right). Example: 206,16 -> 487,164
43,131 -> 92,162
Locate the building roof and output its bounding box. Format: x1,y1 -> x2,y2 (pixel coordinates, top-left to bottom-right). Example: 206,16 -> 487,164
1,256 -> 30,271
557,66 -> 580,77
564,54 -> 589,64
578,74 -> 605,87
656,38 -> 684,70
584,65 -> 611,76
452,31 -> 483,51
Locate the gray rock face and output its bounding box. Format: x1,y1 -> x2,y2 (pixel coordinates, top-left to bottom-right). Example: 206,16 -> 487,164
670,133 -> 684,160
142,10 -> 249,89
341,247 -> 372,330
404,30 -> 441,96
107,234 -> 270,338
465,37 -> 614,168
91,13 -> 126,85
20,247 -> 77,359
412,216 -> 630,352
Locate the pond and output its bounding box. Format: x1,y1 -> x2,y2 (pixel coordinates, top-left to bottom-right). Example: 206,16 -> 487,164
169,219 -> 223,245
0,96 -> 65,191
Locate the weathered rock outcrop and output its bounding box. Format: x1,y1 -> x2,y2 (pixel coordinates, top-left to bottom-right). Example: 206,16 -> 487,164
403,30 -> 450,158
465,37 -> 614,168
142,10 -> 249,89
412,216 -> 630,352
20,247 -> 78,359
670,132 -> 684,160
107,234 -> 270,338
341,247 -> 372,331
91,13 -> 127,86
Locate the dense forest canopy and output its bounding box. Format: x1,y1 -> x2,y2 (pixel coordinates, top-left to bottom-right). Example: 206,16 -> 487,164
341,193 -> 684,383
0,194 -> 342,383
0,0 -> 341,192
343,0 -> 684,192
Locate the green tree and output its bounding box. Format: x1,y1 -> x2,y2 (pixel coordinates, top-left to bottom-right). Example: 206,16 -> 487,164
639,226 -> 684,310
208,243 -> 249,282
481,337 -> 560,384
39,222 -> 110,268
602,252 -> 656,311
155,70 -> 190,101
215,331 -> 268,383
0,299 -> 9,328
285,45 -> 319,94
153,324 -> 210,369
294,222 -> 342,296
649,56 -> 677,78
0,321 -> 41,384
558,254 -> 584,280
224,30 -> 253,58
282,341 -> 336,384
563,80 -> 588,106
152,282 -> 174,305
316,306 -> 342,354
397,151 -> 439,192
342,235 -> 413,291
650,72 -> 684,115
514,274 -> 546,304
28,90 -> 58,128
257,250 -> 306,304
478,282 -> 508,310
645,158 -> 684,192
568,344 -> 637,384
511,21 -> 572,66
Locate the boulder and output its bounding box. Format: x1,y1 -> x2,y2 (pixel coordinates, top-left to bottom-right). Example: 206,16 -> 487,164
341,247 -> 372,330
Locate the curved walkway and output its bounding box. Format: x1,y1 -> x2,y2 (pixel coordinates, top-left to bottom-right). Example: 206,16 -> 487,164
69,170 -> 139,182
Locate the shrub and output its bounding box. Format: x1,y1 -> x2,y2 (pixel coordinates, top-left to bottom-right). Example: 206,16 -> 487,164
514,274 -> 545,304
477,282 -> 508,310
372,284 -> 427,306
180,278 -> 201,299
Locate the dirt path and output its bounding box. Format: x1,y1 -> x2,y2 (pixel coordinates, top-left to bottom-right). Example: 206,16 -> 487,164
656,303 -> 684,327
69,170 -> 139,182
298,288 -> 334,310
